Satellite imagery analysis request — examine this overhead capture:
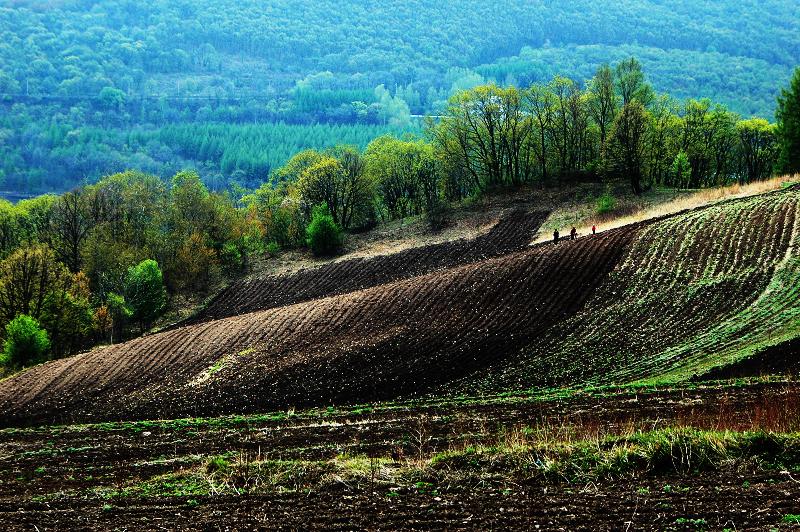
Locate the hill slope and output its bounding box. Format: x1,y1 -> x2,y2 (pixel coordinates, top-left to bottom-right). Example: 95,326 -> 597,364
2,0 -> 798,192
0,187 -> 798,426
184,209 -> 549,325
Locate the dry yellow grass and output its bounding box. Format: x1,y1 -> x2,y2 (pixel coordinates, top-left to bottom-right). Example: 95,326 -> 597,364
535,175 -> 799,243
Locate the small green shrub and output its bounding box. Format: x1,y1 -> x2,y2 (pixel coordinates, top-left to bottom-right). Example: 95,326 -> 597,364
220,241 -> 244,273
266,241 -> 280,256
205,455 -> 230,474
306,204 -> 343,256
596,192 -> 616,215
2,315 -> 50,369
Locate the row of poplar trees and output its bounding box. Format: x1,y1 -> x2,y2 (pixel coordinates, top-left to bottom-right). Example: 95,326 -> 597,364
432,58 -> 790,197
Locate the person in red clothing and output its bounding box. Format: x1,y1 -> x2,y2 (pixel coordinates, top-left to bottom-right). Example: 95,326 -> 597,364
592,225 -> 596,235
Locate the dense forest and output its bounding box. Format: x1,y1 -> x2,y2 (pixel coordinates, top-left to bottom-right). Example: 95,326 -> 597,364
2,58 -> 800,372
0,0 -> 798,193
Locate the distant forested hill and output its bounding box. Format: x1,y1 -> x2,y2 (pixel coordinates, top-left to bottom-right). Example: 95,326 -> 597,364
0,0 -> 798,192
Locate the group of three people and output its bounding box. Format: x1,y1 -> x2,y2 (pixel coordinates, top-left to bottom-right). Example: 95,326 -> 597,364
553,224 -> 597,243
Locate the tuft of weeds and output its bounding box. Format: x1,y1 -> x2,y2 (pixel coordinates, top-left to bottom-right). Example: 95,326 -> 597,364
428,427 -> 800,484
205,455 -> 231,475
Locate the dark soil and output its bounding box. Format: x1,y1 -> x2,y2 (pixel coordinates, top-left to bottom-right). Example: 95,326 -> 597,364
0,219 -> 637,427
182,209 -> 550,324
1,382 -> 799,530
699,337 -> 800,380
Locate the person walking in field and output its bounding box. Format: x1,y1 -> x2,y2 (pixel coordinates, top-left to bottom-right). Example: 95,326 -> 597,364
570,226 -> 577,240
592,225 -> 596,235
553,229 -> 559,243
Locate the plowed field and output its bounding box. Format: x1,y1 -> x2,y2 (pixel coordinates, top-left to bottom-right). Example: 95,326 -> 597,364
1,381 -> 800,530
183,209 -> 549,324
0,187 -> 798,427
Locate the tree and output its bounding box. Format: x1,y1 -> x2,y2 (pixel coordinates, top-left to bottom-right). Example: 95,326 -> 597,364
708,106 -> 739,186
124,259 -> 167,331
681,99 -> 715,188
306,204 -> 343,256
40,288 -> 93,358
776,67 -> 800,174
524,83 -> 556,183
106,292 -> 133,344
550,77 -> 588,177
2,315 -> 50,369
615,57 -> 654,107
434,84 -> 533,190
365,136 -> 439,220
244,183 -> 306,248
98,86 -> 126,110
365,136 -> 419,219
33,270 -> 93,358
49,191 -> 93,273
173,232 -> 218,292
0,245 -> 70,327
297,152 -> 375,230
273,150 -> 326,184
587,64 -> 618,147
671,151 -> 691,188
736,119 -> 778,183
646,95 -> 681,186
94,305 -> 113,344
326,146 -> 376,229
606,101 -> 649,195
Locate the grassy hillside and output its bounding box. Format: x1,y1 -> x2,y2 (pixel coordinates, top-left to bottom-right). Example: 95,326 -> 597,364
464,186 -> 800,392
0,185 -> 797,427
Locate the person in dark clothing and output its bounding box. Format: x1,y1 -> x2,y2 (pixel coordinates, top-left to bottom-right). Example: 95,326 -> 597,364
592,225 -> 596,235
570,226 -> 577,240
553,229 -> 559,243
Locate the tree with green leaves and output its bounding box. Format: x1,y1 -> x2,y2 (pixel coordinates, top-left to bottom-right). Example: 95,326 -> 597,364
49,191 -> 93,273
776,67 -> 800,174
365,136 -> 441,221
306,204 -> 343,256
434,84 -> 533,190
0,244 -> 71,328
40,287 -> 94,358
106,292 -> 133,344
2,315 -> 50,369
736,118 -> 778,183
671,151 -> 691,188
124,259 -> 167,331
273,150 -> 326,185
587,64 -> 618,147
606,101 -> 649,195
326,146 -> 376,229
297,152 -> 375,230
615,57 -> 654,107
523,82 -> 556,183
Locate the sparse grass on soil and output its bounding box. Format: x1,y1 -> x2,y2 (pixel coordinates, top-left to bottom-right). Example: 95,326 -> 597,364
2,381 -> 800,530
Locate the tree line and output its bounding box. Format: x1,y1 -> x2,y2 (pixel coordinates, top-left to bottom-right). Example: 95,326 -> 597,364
432,59 -> 790,197
1,61 -> 798,373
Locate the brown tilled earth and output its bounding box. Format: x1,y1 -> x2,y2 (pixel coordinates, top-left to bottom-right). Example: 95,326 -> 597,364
0,188 -> 799,529
0,187 -> 798,428
1,382 -> 799,530
0,221 -> 637,426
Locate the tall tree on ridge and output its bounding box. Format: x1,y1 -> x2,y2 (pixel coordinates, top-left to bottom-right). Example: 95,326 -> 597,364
776,67 -> 800,174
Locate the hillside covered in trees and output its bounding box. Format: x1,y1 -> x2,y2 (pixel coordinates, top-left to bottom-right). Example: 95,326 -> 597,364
0,0 -> 798,193
1,56 -> 799,376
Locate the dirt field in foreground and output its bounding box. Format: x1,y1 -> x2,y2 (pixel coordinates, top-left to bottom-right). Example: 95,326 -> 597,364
1,381 -> 799,530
